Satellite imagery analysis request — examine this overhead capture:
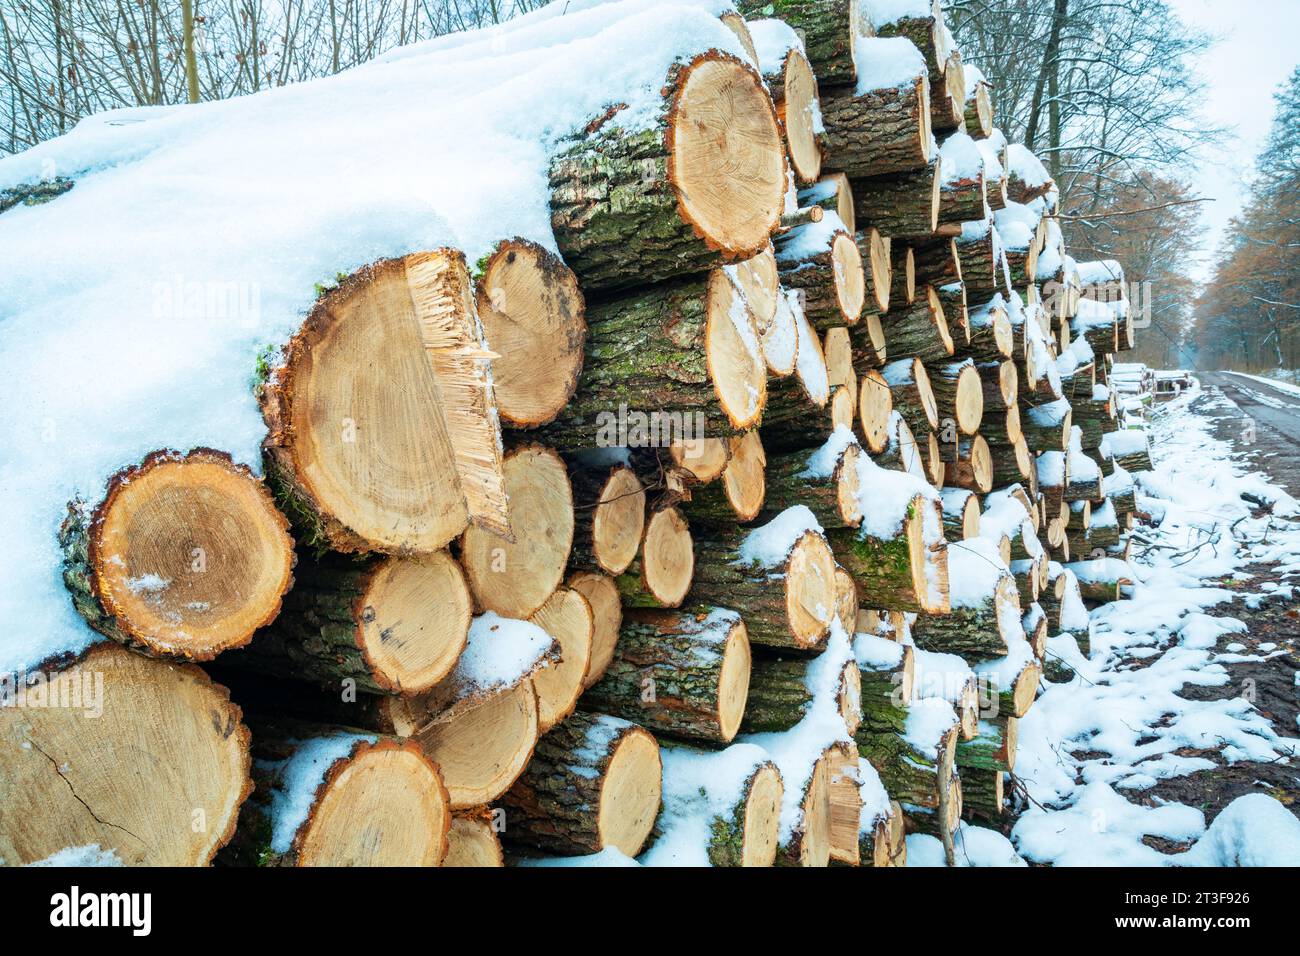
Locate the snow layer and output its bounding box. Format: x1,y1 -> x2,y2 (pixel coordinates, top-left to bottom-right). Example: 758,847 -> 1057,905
1178,794 -> 1300,866
737,505 -> 823,568
852,36 -> 927,96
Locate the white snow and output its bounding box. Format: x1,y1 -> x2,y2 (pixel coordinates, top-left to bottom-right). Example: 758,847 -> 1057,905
800,424 -> 858,479
909,823 -> 1027,867
1177,794 -> 1300,866
441,611 -> 559,707
26,844 -> 125,867
854,630 -> 906,670
852,36 -> 927,96
791,301 -> 830,405
762,286 -> 801,373
736,505 -> 824,568
774,210 -> 848,262
944,537 -> 1010,609
1010,390 -> 1300,866
903,697 -> 958,752
748,18 -> 802,77
939,130 -> 984,184
740,621 -> 857,845
1005,143 -> 1050,189
643,742 -> 777,866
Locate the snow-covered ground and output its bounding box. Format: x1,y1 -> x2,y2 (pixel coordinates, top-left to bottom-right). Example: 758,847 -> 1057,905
911,381 -> 1300,866
1225,370 -> 1300,402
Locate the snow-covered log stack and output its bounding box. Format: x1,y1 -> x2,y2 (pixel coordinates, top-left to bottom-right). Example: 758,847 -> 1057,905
2,0 -> 1154,869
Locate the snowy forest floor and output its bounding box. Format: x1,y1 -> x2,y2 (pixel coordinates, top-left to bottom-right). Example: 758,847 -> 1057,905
913,379 -> 1300,867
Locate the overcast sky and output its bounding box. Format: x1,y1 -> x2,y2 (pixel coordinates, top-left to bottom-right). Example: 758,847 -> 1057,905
1166,0 -> 1300,281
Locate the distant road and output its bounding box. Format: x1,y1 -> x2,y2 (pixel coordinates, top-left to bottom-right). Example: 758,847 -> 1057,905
1201,371 -> 1300,448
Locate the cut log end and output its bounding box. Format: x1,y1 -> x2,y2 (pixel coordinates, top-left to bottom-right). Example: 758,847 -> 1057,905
262,252 -> 504,553
858,369 -> 894,454
707,268 -> 770,429
461,444 -> 574,619
0,644 -> 252,866
781,49 -> 823,184
718,618 -> 754,743
590,465 -> 647,576
641,506 -> 696,607
787,530 -> 839,649
741,762 -> 785,867
68,448 -> 294,661
670,54 -> 787,259
474,239 -> 586,429
721,430 -> 768,522
568,571 -> 623,689
670,437 -> 730,483
833,231 -> 867,325
295,739 -> 451,867
444,813 -> 505,867
358,551 -> 472,694
530,587 -> 595,734
596,726 -> 664,856
412,680 -> 539,808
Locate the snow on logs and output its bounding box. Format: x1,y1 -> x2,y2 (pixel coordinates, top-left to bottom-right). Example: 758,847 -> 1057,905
60,449 -> 294,662
750,18 -> 824,185
550,51 -> 786,291
911,536 -> 1021,659
774,215 -> 866,330
736,0 -> 872,87
818,37 -> 933,179
649,743 -> 783,866
690,507 -> 838,650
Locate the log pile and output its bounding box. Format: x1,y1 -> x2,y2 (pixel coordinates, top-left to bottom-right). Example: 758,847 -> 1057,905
2,0 -> 1152,868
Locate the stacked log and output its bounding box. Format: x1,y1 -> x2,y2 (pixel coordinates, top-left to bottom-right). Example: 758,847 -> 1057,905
11,0 -> 1157,870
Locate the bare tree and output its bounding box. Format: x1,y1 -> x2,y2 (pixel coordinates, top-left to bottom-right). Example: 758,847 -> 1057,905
0,0 -> 551,154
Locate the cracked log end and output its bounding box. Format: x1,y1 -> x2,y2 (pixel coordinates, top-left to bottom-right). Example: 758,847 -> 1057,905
0,643 -> 251,865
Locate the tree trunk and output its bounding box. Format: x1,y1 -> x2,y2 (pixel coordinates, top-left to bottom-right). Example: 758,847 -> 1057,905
583,608 -> 752,744
818,76 -> 932,178
550,52 -> 784,291
741,655 -> 861,734
690,521 -> 838,650
775,223 -> 866,330
851,160 -> 940,237
539,270 -> 767,446
228,549 -> 470,696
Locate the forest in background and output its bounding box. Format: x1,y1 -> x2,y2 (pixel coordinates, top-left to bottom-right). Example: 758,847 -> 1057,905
1,0 -> 1293,373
